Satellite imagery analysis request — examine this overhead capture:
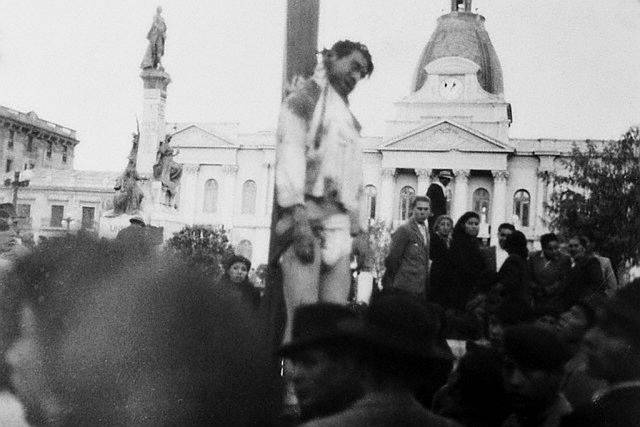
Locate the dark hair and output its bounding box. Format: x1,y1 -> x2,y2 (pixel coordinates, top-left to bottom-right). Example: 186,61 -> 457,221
572,299 -> 597,330
600,278 -> 640,352
3,234 -> 272,425
453,211 -> 480,239
503,324 -> 570,372
410,195 -> 430,210
504,230 -> 528,258
498,223 -> 515,233
540,233 -> 558,249
330,40 -> 374,77
225,254 -> 251,272
569,234 -> 591,252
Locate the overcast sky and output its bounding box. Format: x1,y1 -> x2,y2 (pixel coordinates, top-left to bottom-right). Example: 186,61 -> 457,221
1,0 -> 639,171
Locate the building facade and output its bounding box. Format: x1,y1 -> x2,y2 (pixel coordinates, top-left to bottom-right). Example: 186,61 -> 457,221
170,6 -> 602,265
0,106 -> 118,240
0,5 -> 608,265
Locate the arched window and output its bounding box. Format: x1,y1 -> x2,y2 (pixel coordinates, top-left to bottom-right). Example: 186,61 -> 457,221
203,179 -> 218,213
241,180 -> 257,215
398,186 -> 415,221
364,185 -> 377,220
513,189 -> 531,227
472,188 -> 491,222
236,239 -> 253,261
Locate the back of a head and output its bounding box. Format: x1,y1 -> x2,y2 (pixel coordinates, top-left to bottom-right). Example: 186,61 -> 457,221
60,257 -> 272,426
503,324 -> 570,372
504,230 -> 528,258
4,235 -> 271,425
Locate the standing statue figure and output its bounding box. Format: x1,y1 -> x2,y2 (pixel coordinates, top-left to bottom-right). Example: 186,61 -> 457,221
111,132 -> 145,216
140,6 -> 167,70
153,135 -> 183,204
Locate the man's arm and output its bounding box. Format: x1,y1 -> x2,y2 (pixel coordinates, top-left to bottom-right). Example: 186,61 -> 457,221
384,226 -> 409,279
275,105 -> 307,209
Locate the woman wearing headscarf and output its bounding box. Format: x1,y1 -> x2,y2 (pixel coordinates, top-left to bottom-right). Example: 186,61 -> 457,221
445,211 -> 495,312
218,255 -> 261,311
429,215 -> 454,305
489,230 -> 532,312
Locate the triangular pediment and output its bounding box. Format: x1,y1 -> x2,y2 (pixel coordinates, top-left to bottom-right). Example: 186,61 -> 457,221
169,125 -> 236,148
382,120 -> 513,153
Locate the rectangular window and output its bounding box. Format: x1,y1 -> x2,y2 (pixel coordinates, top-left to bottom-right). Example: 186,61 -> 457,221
5,159 -> 12,173
17,204 -> 31,219
50,205 -> 64,227
8,131 -> 14,149
27,136 -> 33,152
81,206 -> 95,229
46,142 -> 52,159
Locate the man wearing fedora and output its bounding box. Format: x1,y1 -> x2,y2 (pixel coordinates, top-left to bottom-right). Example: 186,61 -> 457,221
280,297 -> 459,426
427,170 -> 453,227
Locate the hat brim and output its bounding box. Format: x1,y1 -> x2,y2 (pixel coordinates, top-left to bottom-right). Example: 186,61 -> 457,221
351,327 -> 454,362
278,334 -> 356,357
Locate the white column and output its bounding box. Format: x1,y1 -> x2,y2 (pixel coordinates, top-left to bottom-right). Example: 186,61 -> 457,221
222,164 -> 239,228
534,171 -> 548,236
180,163 -> 199,225
139,69 -> 171,177
451,169 -> 470,222
263,161 -> 275,221
380,168 -> 396,225
416,168 -> 432,196
491,170 -> 509,244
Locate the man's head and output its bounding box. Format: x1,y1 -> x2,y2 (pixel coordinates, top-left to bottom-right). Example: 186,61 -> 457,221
497,223 -> 515,249
279,304 -> 365,421
410,196 -> 431,225
540,233 -> 560,261
583,279 -> 640,382
502,325 -> 569,416
567,235 -> 589,259
3,235 -> 271,425
438,170 -> 453,186
557,301 -> 596,344
323,40 -> 373,98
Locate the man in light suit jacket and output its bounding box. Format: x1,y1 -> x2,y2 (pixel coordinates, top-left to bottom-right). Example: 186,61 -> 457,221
382,196 -> 431,299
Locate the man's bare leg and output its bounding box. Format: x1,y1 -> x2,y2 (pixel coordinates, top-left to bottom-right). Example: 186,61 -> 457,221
280,240 -> 321,343
318,254 -> 351,303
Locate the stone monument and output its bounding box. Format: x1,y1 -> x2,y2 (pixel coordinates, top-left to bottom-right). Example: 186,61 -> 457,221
99,7 -> 184,240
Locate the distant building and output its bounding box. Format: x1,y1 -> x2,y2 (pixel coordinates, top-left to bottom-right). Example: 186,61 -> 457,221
169,5 -> 609,265
0,106 -> 117,239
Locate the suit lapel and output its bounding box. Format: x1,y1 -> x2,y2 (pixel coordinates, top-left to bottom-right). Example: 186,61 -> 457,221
410,219 -> 427,248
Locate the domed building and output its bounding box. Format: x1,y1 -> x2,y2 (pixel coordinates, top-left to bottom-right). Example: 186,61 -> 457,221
166,1 -> 604,265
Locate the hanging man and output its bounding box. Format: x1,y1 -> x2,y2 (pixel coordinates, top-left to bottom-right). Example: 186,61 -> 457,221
275,40 -> 374,343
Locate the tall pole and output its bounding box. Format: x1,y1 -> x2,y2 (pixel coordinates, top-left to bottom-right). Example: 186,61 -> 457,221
264,0 -> 320,351
262,0 -> 319,421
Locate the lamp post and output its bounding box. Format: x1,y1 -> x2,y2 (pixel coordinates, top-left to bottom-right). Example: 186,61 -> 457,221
4,169 -> 31,229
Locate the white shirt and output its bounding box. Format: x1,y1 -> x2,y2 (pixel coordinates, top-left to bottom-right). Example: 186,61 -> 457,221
496,247 -> 509,271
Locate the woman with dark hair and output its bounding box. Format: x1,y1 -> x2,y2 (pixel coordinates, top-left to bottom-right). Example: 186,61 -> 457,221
218,254 -> 261,310
429,215 -> 454,304
445,211 -> 495,312
489,230 -> 532,312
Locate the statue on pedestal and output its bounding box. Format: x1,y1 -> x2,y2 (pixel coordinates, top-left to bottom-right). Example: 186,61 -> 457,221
140,6 -> 167,70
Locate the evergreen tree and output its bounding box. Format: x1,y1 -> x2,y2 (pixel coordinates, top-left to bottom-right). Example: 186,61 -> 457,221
547,126 -> 640,272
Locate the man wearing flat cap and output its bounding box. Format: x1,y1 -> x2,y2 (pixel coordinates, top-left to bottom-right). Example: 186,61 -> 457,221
427,170 -> 453,228
280,297 -> 459,426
